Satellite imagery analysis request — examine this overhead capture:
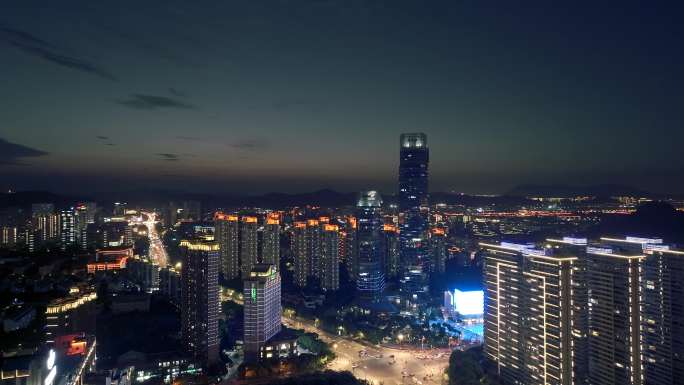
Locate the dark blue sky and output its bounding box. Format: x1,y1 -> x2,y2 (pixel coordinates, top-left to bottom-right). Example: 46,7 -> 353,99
1,1 -> 682,194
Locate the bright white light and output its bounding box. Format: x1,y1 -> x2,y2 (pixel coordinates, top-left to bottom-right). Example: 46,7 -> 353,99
562,237 -> 587,245
44,366 -> 57,385
626,236 -> 662,244
644,244 -> 670,252
500,242 -> 535,251
47,349 -> 55,370
453,289 -> 484,316
587,246 -> 613,255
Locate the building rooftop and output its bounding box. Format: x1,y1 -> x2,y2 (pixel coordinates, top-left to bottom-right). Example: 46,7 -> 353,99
179,239 -> 219,251
249,264 -> 277,277
357,191 -> 382,207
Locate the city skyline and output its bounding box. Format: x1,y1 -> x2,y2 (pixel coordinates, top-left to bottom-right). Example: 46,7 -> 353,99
4,3 -> 684,385
2,1 -> 684,195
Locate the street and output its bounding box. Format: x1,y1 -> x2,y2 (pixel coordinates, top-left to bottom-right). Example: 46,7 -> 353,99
282,317 -> 449,385
142,212 -> 169,268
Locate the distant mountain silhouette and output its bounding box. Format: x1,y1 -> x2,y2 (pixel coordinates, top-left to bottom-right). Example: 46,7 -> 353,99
7,187 -> 674,212
0,190 -> 88,209
429,192 -> 530,206
2,189 -> 531,210
242,189 -> 357,208
595,201 -> 684,244
0,189 -> 359,210
507,184 -> 650,198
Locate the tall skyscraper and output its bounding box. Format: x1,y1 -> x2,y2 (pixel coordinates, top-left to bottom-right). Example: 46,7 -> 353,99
262,214 -> 280,268
382,224 -> 400,279
113,201 -> 127,216
343,216 -> 358,282
165,202 -> 179,228
586,243 -> 644,385
641,244 -> 684,385
482,242 -> 576,385
241,216 -> 258,278
159,264 -> 181,306
305,219 -> 321,279
429,227 -> 447,274
180,239 -> 219,367
546,237 -> 590,384
243,264 -> 281,362
81,202 -> 97,223
292,221 -> 308,287
398,133 -> 429,294
60,208 -> 76,250
356,191 -> 385,302
0,226 -> 17,247
321,224 -> 340,291
482,242 -> 524,384
74,203 -> 96,250
214,213 -> 240,280
182,200 -> 201,222
599,236 -> 684,385
31,203 -> 59,244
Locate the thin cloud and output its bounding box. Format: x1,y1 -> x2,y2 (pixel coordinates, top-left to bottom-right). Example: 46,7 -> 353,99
1,25 -> 117,81
118,94 -> 195,110
96,135 -> 115,146
156,153 -> 180,161
0,25 -> 53,48
0,138 -> 48,165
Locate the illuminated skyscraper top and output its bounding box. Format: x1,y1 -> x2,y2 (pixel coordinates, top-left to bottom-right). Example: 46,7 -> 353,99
357,190 -> 383,207
398,133 -> 429,295
399,133 -> 429,212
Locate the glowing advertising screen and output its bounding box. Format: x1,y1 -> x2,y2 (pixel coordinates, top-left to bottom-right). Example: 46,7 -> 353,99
45,349 -> 57,385
453,289 -> 484,316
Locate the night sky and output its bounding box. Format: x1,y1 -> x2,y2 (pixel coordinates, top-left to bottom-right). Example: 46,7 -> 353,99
1,1 -> 683,195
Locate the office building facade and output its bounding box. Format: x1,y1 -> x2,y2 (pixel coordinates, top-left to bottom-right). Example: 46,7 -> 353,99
305,219 -> 321,279
240,216 -> 258,278
243,264 -> 281,362
429,227 -> 447,274
321,224 -> 340,291
356,191 -> 385,302
180,239 -> 219,367
262,215 -> 280,268
214,213 -> 240,280
482,242 -> 575,385
586,244 -> 644,385
398,133 -> 429,294
292,221 -> 308,288
382,224 -> 400,279
599,236 -> 684,385
60,208 -> 76,250
343,216 -> 358,282
642,245 -> 684,385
